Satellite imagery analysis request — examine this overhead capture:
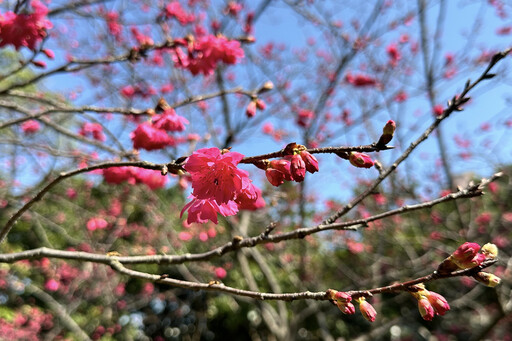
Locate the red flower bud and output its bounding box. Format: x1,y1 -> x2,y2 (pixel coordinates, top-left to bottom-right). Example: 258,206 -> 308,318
290,154 -> 306,182
265,159 -> 293,186
265,168 -> 285,187
300,150 -> 319,173
270,159 -> 292,181
349,152 -> 374,168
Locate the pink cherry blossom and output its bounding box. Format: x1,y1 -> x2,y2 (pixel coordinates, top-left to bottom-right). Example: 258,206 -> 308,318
184,148 -> 246,204
172,35 -> 244,76
86,217 -> 108,231
215,267 -> 227,279
44,279 -> 60,292
21,120 -> 40,134
134,169 -> 167,190
180,197 -> 238,224
164,1 -> 195,25
152,108 -> 189,132
79,122 -> 106,142
0,0 -> 52,51
130,122 -> 174,151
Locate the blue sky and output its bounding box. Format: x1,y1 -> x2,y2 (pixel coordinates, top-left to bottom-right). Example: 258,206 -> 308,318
6,0 -> 512,206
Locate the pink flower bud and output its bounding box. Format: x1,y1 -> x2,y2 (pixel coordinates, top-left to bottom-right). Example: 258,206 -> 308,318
383,120 -> 396,136
290,154 -> 306,182
452,242 -> 481,263
334,291 -> 352,303
426,291 -> 450,316
337,301 -> 356,314
357,298 -> 377,322
42,48 -> 55,59
300,150 -> 319,173
215,267 -> 227,279
433,104 -> 444,116
45,279 -> 60,292
349,152 -> 374,168
21,120 -> 40,134
255,99 -> 266,110
418,297 -> 435,321
32,60 -> 46,68
246,101 -> 256,118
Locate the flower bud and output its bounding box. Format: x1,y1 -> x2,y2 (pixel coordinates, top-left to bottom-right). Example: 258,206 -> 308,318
261,80 -> 274,91
383,120 -> 396,135
452,242 -> 480,263
377,120 -> 396,146
255,99 -> 266,110
334,291 -> 352,304
290,154 -> 306,182
418,297 -> 435,321
270,159 -> 292,181
425,291 -> 450,316
481,243 -> 498,259
356,298 -> 377,322
300,150 -> 319,173
265,168 -> 285,187
455,253 -> 486,269
349,152 -> 374,168
337,301 -> 356,315
473,272 -> 501,287
246,101 -> 256,118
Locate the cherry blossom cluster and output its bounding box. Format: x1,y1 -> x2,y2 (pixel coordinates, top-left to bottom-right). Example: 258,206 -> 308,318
0,0 -> 52,51
130,99 -> 189,151
171,34 -> 245,76
260,143 -> 319,187
181,148 -> 264,224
